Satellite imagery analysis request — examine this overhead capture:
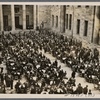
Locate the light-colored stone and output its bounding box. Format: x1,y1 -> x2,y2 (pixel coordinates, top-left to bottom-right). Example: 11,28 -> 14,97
11,5 -> 15,30
0,5 -> 3,31
23,5 -> 26,30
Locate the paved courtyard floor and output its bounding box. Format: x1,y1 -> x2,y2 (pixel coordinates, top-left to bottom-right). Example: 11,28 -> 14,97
41,50 -> 100,94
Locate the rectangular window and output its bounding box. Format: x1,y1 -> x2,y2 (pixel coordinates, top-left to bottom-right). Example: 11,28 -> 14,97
85,6 -> 89,8
66,14 -> 68,29
15,7 -> 19,13
77,5 -> 81,7
56,16 -> 58,28
77,19 -> 80,34
84,20 -> 88,36
52,15 -> 54,27
69,14 -> 72,30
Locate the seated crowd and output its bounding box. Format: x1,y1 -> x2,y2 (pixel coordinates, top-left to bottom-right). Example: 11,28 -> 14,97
0,28 -> 99,94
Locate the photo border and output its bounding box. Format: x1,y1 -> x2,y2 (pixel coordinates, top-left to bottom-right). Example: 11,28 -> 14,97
0,0 -> 100,2
0,0 -> 100,99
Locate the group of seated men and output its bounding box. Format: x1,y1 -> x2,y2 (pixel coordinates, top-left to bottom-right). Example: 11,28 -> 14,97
0,28 -> 99,94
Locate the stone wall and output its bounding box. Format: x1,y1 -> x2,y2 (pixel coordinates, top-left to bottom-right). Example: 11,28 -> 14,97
65,6 -> 73,36
0,5 -> 99,46
50,5 -> 61,32
72,6 -> 94,44
48,5 -> 99,46
93,6 -> 100,44
38,5 -> 51,29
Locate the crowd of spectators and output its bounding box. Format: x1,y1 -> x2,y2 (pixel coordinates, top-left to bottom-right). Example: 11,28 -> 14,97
0,28 -> 99,94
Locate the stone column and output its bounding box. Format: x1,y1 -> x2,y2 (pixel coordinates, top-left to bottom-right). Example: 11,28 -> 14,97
72,6 -> 74,37
0,5 -> 3,31
93,6 -> 100,44
32,5 -> 34,29
11,5 -> 15,30
60,6 -> 66,33
37,5 -> 39,27
36,5 -> 38,27
23,5 -> 26,30
33,5 -> 36,29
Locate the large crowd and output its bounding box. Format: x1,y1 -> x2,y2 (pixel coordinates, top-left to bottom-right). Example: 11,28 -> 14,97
0,28 -> 100,94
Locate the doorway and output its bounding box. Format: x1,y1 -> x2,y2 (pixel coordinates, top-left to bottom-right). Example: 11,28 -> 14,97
3,15 -> 8,27
26,15 -> 29,29
15,16 -> 19,28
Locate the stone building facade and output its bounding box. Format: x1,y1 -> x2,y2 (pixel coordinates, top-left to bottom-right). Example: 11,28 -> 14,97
0,5 -> 39,31
49,5 -> 100,45
0,5 -> 100,45
65,6 -> 96,45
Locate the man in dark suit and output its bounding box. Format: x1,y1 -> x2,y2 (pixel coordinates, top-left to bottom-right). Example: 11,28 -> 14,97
75,83 -> 83,94
83,85 -> 88,94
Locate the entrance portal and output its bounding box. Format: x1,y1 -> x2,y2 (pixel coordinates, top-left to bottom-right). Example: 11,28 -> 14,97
15,16 -> 19,28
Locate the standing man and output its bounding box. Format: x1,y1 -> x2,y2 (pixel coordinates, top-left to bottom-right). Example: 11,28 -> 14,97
71,70 -> 76,78
75,83 -> 83,94
83,85 -> 88,94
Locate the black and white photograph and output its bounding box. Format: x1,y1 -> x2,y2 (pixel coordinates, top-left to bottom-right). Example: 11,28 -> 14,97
0,2 -> 100,98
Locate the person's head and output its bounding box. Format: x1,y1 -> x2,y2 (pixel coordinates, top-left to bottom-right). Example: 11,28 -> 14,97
86,85 -> 88,88
78,83 -> 81,86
